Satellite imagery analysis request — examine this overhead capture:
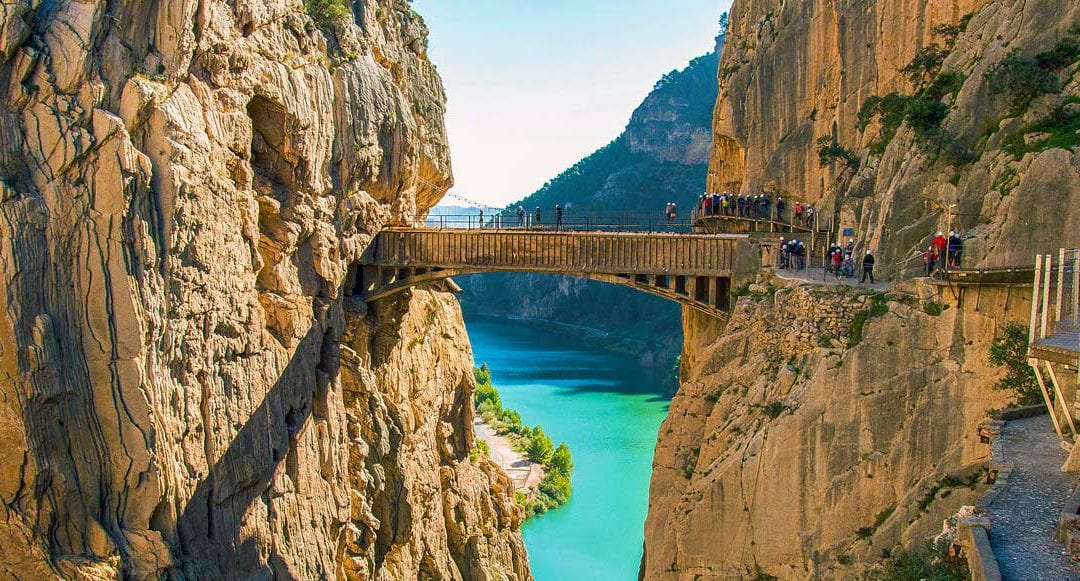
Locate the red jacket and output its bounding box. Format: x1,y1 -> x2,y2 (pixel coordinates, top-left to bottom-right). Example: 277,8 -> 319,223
932,235 -> 947,253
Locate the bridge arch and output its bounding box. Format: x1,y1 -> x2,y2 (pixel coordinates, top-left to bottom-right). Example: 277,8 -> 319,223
352,228 -> 745,319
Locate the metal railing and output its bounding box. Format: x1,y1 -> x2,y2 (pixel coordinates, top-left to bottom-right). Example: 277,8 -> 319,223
422,213 -> 696,233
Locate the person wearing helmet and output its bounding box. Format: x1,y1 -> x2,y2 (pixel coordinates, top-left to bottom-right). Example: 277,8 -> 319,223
931,231 -> 948,270
535,207 -> 542,228
555,204 -> 563,230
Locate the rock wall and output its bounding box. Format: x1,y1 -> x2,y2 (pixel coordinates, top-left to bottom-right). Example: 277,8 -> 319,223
707,0 -> 1080,273
0,1 -> 527,578
642,279 -> 1015,578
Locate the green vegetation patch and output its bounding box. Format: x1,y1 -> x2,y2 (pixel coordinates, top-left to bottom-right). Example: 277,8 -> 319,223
985,50 -> 1061,112
922,301 -> 948,316
1002,101 -> 1080,159
474,365 -> 575,517
305,0 -> 351,31
816,137 -> 860,169
848,297 -> 891,347
868,542 -> 969,580
989,322 -> 1042,405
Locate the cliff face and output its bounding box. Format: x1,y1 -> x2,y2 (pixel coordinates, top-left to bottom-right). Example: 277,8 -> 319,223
708,0 -> 1080,272
642,281 -> 1016,578
0,1 -> 526,578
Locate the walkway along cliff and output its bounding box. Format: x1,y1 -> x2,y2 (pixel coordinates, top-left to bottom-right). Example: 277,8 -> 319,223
0,2 -> 527,578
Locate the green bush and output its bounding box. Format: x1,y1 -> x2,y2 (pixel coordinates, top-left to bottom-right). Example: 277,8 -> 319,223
1036,36 -> 1080,70
475,363 -> 492,386
1002,102 -> 1080,159
762,401 -> 787,419
474,379 -> 500,409
925,71 -> 965,101
923,302 -> 947,316
816,136 -> 860,169
986,51 -> 1060,112
869,543 -> 968,580
526,426 -> 554,464
550,443 -> 573,475
539,471 -> 572,504
305,0 -> 351,30
989,322 -> 1042,405
901,44 -> 949,87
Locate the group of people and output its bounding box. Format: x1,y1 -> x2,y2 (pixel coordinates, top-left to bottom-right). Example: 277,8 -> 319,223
509,205 -> 564,229
695,192 -> 818,226
777,237 -> 809,270
777,237 -> 877,284
923,231 -> 965,275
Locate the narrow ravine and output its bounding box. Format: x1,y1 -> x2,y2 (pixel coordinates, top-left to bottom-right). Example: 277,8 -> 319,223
464,315 -> 672,580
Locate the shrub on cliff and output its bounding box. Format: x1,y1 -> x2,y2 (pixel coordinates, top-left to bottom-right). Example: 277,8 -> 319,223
305,0 -> 351,30
539,471 -> 572,505
986,51 -> 1060,112
989,322 -> 1041,405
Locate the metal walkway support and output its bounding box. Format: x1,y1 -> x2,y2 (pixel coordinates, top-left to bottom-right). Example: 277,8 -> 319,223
354,228 -> 744,319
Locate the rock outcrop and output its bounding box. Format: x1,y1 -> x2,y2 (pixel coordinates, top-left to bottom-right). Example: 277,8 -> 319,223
0,1 -> 527,578
707,0 -> 1080,273
642,279 -> 1016,578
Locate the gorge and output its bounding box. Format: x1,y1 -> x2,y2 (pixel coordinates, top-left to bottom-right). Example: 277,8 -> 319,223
2,0 -> 1079,580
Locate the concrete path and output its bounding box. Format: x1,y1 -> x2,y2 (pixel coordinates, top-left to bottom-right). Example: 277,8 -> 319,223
474,418 -> 543,490
770,267 -> 891,291
986,415 -> 1080,580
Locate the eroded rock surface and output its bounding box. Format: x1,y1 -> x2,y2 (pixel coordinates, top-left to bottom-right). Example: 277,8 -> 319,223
0,1 -> 527,578
707,0 -> 1080,271
643,281 -> 1014,578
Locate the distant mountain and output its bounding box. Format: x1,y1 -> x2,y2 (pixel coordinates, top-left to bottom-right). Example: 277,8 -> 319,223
457,35 -> 724,376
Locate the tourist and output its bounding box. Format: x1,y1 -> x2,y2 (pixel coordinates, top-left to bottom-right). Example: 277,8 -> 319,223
535,207 -> 542,228
479,208 -> 484,229
778,237 -> 787,268
776,197 -> 786,222
517,206 -> 526,227
669,202 -> 677,223
861,252 -> 875,284
795,240 -> 806,270
712,192 -> 721,216
794,202 -> 803,225
555,205 -> 564,230
806,206 -> 815,227
832,249 -> 844,280
722,193 -> 732,216
703,195 -> 712,217
931,231 -> 948,270
924,246 -> 938,277
948,231 -> 963,268
761,195 -> 771,220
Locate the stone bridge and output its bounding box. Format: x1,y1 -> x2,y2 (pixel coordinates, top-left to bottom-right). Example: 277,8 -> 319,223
353,228 -> 747,318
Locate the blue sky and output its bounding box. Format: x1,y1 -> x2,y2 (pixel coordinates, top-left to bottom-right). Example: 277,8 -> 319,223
412,0 -> 731,207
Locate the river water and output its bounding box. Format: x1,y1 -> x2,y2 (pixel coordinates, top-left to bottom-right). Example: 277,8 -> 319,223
464,315 -> 672,581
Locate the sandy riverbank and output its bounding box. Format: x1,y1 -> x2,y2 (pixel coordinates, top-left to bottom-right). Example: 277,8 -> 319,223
474,418 -> 544,490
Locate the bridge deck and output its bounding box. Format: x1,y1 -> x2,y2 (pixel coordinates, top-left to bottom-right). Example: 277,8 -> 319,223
370,228 -> 743,276
357,228 -> 746,319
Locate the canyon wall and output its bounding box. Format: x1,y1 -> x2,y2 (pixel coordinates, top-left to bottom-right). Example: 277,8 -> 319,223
707,0 -> 1080,273
0,1 -> 527,578
644,1 -> 1080,575
643,280 -> 1018,578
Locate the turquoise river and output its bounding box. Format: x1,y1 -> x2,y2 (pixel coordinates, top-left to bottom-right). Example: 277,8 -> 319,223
464,316 -> 673,581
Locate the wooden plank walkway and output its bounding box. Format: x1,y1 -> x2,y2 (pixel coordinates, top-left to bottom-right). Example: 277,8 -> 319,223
355,228 -> 745,319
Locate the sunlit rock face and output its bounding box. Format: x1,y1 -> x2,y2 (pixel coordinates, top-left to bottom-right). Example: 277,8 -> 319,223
642,1 -> 1080,577
0,1 -> 527,578
642,281 -> 1016,579
706,0 -> 1080,274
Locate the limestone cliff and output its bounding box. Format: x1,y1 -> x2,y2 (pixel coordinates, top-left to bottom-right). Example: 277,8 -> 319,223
642,280 -> 1017,578
707,0 -> 1080,272
0,1 -> 527,578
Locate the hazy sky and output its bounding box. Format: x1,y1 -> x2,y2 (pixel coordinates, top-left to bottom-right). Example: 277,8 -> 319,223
412,0 -> 731,208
